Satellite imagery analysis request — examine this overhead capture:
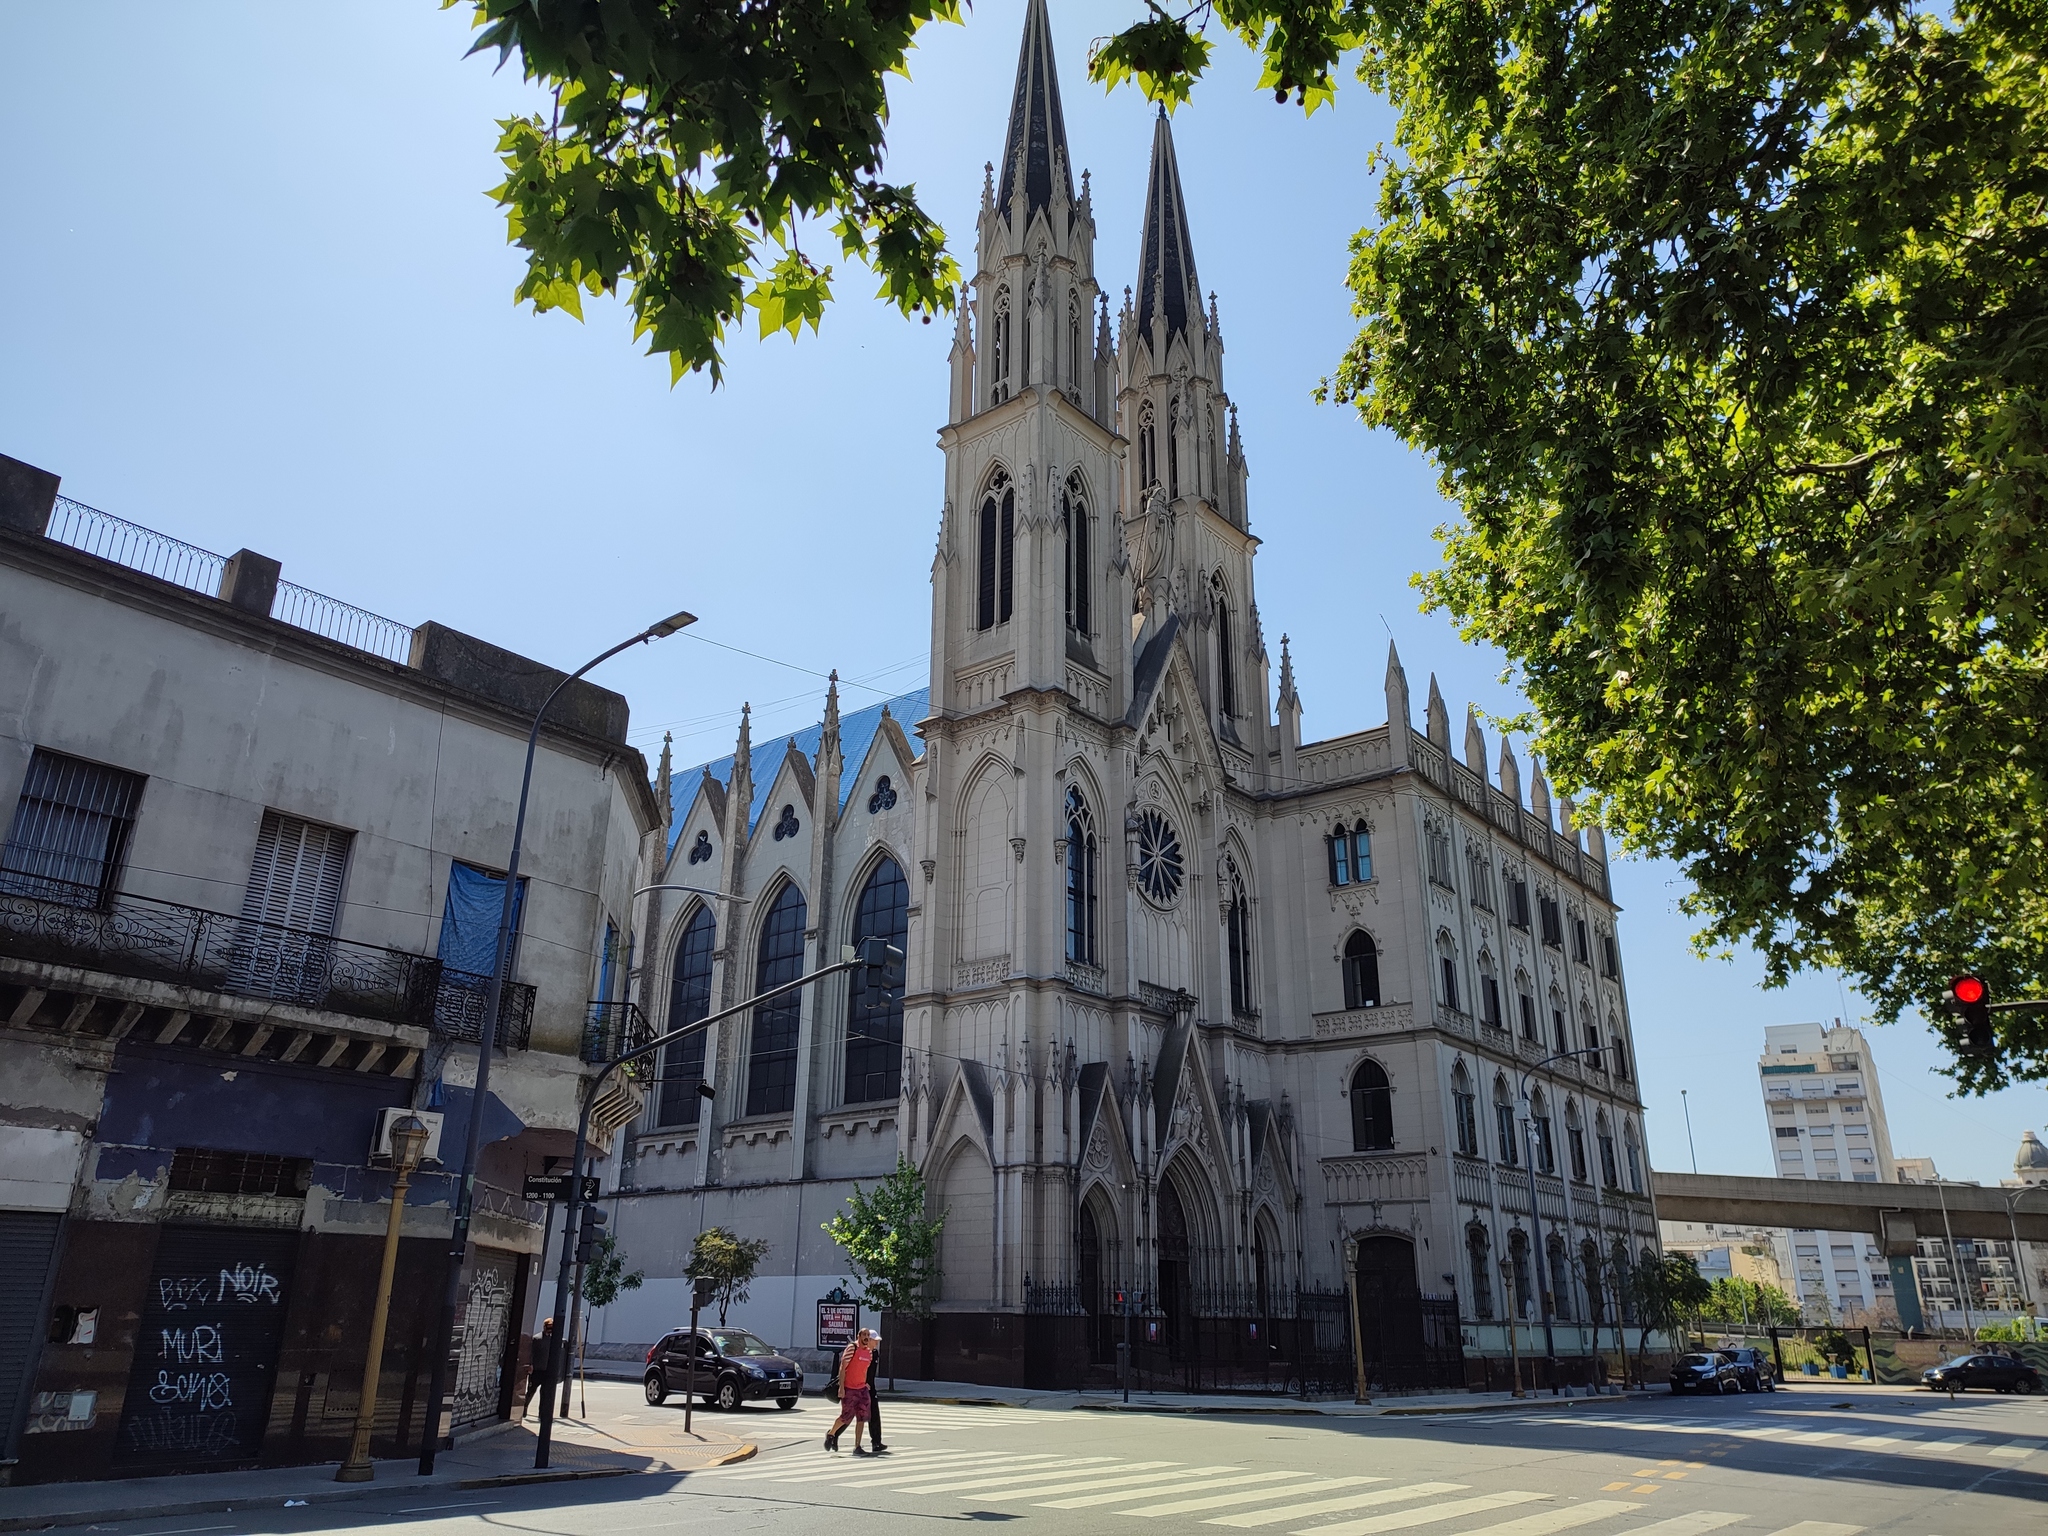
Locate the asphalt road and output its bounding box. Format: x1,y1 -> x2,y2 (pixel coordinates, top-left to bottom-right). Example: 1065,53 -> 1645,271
77,1384 -> 2047,1536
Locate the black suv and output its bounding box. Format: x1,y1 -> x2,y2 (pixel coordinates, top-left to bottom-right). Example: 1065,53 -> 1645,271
1922,1352 -> 2043,1394
644,1326 -> 803,1411
1718,1347 -> 1776,1391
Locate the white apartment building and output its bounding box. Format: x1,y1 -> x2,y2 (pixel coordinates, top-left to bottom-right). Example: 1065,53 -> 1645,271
1758,1022 -> 1898,1324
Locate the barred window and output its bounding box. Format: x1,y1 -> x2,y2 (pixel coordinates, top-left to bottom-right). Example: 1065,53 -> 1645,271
0,748 -> 146,908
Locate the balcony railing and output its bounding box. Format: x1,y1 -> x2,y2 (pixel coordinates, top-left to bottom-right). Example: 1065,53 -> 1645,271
583,999 -> 654,1074
0,878 -> 534,1047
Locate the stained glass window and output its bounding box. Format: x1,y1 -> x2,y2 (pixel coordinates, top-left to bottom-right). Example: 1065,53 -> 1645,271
843,858 -> 907,1104
745,883 -> 807,1116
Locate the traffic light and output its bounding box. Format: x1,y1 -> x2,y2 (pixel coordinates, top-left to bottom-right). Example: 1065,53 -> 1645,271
692,1276 -> 717,1313
1950,976 -> 1995,1055
857,937 -> 906,993
575,1204 -> 608,1265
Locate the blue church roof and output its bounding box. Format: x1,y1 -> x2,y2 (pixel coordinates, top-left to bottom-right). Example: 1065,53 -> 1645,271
666,684 -> 930,852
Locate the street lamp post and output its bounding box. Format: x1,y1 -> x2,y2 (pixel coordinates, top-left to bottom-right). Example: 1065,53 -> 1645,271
337,1114 -> 431,1482
415,611 -> 695,1474
1498,1254 -> 1524,1398
2001,1187 -> 2039,1316
1339,1234 -> 1370,1405
535,937 -> 901,1468
1514,1047 -> 1602,1396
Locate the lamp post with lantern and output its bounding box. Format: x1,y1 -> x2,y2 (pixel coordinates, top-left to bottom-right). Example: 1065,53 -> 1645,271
337,1113 -> 431,1482
1339,1233 -> 1371,1404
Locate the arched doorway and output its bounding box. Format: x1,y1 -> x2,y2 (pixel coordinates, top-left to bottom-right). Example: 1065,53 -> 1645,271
1156,1179 -> 1192,1357
1079,1200 -> 1110,1364
1350,1232 -> 1462,1390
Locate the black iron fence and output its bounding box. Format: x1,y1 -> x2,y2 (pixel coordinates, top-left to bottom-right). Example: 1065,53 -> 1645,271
0,880 -> 535,1047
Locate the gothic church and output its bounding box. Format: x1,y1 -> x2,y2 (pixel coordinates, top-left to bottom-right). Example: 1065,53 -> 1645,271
606,0 -> 1658,1390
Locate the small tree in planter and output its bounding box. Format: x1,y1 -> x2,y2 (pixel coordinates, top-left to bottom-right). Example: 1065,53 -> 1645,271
686,1227 -> 771,1326
823,1155 -> 946,1389
578,1231 -> 644,1415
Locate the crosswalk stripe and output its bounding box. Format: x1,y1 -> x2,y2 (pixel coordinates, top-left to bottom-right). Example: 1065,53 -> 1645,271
1036,1471 -> 1310,1509
1299,1489 -> 1549,1536
1989,1438 -> 2044,1460
822,1455 -> 1114,1488
1756,1524 -> 1862,1536
963,1466 -> 1242,1501
725,1452 -> 1062,1484
1612,1514 -> 1745,1536
893,1460 -> 1184,1494
1421,1503 -> 1642,1536
1120,1476 -> 1384,1517
1205,1481 -> 1468,1528
1910,1435 -> 1980,1453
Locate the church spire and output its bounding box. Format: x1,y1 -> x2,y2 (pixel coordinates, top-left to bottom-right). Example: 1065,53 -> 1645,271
1136,106 -> 1200,346
999,0 -> 1073,227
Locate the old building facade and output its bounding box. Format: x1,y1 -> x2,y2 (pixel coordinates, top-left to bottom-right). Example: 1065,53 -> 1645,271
0,457 -> 660,1479
600,0 -> 1658,1391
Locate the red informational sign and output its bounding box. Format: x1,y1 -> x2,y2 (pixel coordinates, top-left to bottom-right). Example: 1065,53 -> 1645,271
818,1301 -> 860,1350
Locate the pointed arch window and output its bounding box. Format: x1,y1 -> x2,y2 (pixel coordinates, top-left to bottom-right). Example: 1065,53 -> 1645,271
1516,976 -> 1538,1042
1063,474 -> 1091,636
1451,1062 -> 1479,1156
1530,1090 -> 1555,1174
1596,1111 -> 1619,1188
976,469 -> 1014,631
657,906 -> 715,1126
1341,930 -> 1379,1010
1547,1233 -> 1574,1321
1581,1237 -> 1606,1325
1350,1059 -> 1394,1151
1168,395 -> 1181,499
1327,822 -> 1371,886
1138,401 -> 1158,490
1610,1021 -> 1631,1082
1584,1011 -> 1606,1074
1624,1121 -> 1644,1193
1565,1098 -> 1589,1182
1467,1222 -> 1494,1320
844,857 -> 908,1104
1212,573 -> 1236,719
990,286 -> 1011,406
745,882 -> 807,1117
1507,1228 -> 1533,1317
1064,786 -> 1097,966
1068,295 -> 1082,394
1494,1078 -> 1519,1167
1223,856 -> 1252,1017
1437,932 -> 1461,1013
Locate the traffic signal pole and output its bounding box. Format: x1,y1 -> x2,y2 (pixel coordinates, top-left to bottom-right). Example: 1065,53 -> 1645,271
535,941 -> 899,1469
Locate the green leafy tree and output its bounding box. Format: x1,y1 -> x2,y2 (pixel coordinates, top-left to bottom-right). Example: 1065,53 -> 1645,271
1084,0 -> 2048,1087
1702,1275 -> 1800,1331
823,1154 -> 947,1388
445,0 -> 964,383
686,1226 -> 772,1326
583,1230 -> 645,1311
1634,1251 -> 1713,1347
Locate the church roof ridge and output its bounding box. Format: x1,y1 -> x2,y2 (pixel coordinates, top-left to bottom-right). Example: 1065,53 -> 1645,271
665,682 -> 930,850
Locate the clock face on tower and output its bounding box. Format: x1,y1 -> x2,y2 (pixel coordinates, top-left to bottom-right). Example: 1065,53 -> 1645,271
1135,808 -> 1184,906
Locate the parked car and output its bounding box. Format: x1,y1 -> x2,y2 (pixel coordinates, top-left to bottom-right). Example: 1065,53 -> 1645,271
1670,1352 -> 1743,1394
1921,1352 -> 2042,1394
1718,1347 -> 1776,1392
644,1326 -> 804,1411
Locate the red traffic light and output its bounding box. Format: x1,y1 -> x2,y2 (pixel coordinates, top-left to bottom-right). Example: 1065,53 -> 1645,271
1952,976 -> 1987,1006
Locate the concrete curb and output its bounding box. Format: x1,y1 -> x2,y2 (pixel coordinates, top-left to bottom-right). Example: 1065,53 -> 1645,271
0,1446 -> 759,1533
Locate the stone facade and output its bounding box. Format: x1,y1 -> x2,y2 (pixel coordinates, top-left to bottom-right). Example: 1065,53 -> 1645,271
599,1 -> 1657,1391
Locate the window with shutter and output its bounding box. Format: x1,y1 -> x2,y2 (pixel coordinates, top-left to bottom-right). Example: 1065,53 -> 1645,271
230,811 -> 352,1002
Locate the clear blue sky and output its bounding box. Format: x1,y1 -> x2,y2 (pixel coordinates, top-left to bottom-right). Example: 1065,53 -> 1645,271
3,1 -> 2037,1185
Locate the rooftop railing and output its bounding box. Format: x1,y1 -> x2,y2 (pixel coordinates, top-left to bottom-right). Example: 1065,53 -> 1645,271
45,495 -> 416,664
0,876 -> 533,1047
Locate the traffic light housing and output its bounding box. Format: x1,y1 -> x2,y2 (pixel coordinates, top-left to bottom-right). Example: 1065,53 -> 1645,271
857,937 -> 906,993
575,1204 -> 608,1265
1950,976 -> 1995,1055
692,1276 -> 717,1313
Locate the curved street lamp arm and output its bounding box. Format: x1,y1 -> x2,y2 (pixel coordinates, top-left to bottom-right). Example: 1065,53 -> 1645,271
534,950 -> 870,1469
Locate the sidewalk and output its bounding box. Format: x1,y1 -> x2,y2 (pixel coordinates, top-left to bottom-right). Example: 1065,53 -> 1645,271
0,1411 -> 756,1533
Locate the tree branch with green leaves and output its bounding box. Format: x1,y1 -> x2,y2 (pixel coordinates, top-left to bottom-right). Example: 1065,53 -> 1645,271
448,0 -> 965,384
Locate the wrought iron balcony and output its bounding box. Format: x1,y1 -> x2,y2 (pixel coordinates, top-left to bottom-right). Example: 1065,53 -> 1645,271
0,878 -> 534,1048
583,999 -> 654,1074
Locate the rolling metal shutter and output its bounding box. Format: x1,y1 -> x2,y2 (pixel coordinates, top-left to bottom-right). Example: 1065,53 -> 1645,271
0,1212 -> 64,1460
